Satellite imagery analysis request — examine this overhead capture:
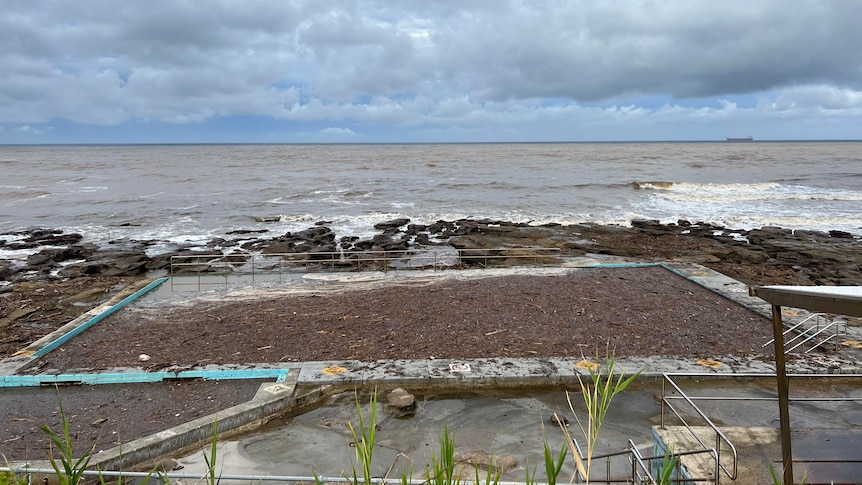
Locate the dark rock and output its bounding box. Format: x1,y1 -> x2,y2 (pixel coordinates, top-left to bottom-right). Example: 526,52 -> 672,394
260,242 -> 295,254
291,227 -> 335,243
225,229 -> 269,235
829,230 -> 854,239
0,261 -> 14,281
352,240 -> 374,250
428,221 -> 456,236
57,248 -> 150,278
374,218 -> 410,230
207,238 -> 228,247
729,247 -> 768,264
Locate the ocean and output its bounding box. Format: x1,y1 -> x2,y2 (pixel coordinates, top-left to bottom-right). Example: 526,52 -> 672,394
1,142 -> 861,259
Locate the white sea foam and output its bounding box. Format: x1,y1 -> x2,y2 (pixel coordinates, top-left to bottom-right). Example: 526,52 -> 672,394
655,183 -> 862,203
636,181 -> 781,192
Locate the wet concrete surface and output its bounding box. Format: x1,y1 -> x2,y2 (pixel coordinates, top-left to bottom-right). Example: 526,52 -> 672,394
175,377 -> 862,483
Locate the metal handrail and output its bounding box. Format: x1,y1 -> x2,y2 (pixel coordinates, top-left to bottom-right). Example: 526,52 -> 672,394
762,312 -> 826,348
762,312 -> 848,354
568,440 -> 716,484
660,373 -> 862,484
787,320 -> 845,353
661,375 -> 739,482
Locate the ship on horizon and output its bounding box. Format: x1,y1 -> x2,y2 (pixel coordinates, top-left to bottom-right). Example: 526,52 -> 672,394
726,136 -> 754,142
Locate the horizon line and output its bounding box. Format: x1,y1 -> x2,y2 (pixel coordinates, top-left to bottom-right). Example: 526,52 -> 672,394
3,139 -> 861,147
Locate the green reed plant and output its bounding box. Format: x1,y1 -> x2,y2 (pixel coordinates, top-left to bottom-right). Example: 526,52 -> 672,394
426,425 -> 457,485
562,350 -> 641,484
654,445 -> 678,485
203,420 -> 221,485
540,425 -> 567,485
473,454 -> 502,485
0,462 -> 28,485
346,391 -> 379,485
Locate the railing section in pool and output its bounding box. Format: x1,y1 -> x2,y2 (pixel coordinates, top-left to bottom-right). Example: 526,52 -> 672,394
660,372 -> 862,484
168,247 -> 563,291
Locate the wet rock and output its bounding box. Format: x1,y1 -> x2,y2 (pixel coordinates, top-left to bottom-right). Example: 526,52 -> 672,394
0,306 -> 38,330
3,219 -> 861,287
26,244 -> 97,267
0,260 -> 14,281
829,230 -> 853,239
292,227 -> 335,244
225,229 -> 269,235
57,247 -> 150,278
259,241 -> 296,254
428,220 -> 457,236
385,388 -> 417,418
64,287 -> 107,304
728,246 -> 768,264
374,218 -> 410,230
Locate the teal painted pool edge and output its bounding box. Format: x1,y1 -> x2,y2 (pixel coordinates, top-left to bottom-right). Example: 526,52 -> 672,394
586,262 -> 660,268
0,368 -> 290,387
31,277 -> 169,359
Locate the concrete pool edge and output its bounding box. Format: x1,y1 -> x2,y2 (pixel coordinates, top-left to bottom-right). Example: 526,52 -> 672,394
3,262 -> 862,474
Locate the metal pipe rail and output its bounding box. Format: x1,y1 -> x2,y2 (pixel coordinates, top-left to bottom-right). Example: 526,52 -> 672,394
660,373 -> 862,484
629,442 -> 718,484
170,247 -> 562,273
567,440 -> 715,484
0,467 -> 549,485
762,312 -> 826,348
660,375 -> 739,482
762,312 -> 847,354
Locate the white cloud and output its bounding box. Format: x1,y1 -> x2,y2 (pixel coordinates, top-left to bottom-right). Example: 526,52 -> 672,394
774,86 -> 862,111
14,125 -> 51,135
321,127 -> 357,135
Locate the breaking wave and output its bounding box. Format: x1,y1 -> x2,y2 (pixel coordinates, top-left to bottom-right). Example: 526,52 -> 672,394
633,181 -> 862,203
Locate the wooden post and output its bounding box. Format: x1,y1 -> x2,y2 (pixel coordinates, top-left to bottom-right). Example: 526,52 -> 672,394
771,304 -> 794,484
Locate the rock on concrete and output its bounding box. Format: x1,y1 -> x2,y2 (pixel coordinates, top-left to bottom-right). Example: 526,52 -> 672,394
385,387 -> 417,418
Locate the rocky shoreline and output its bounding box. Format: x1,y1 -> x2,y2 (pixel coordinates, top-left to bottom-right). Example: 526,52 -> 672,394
1,218 -> 860,358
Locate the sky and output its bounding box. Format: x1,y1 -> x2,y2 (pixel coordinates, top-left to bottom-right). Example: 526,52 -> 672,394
1,0 -> 861,144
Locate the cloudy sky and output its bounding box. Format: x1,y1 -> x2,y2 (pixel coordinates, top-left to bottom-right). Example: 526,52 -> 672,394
2,0 -> 861,144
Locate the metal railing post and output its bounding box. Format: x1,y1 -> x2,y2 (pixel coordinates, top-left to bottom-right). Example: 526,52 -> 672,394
715,433 -> 721,484
660,378 -> 666,429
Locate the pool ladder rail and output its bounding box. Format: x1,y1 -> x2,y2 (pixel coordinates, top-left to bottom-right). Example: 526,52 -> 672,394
763,312 -> 848,354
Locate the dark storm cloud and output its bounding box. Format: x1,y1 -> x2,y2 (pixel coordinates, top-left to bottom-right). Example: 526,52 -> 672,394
0,0 -> 860,139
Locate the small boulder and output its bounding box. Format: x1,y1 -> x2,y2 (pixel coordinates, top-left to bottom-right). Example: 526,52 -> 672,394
385,388 -> 417,418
